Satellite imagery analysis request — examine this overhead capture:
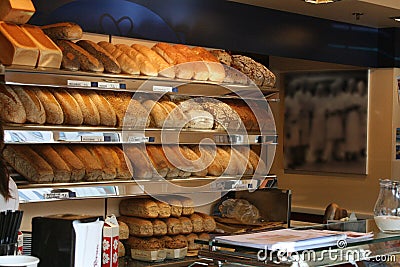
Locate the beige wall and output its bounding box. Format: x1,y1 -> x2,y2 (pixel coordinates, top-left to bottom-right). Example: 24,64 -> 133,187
270,56 -> 397,217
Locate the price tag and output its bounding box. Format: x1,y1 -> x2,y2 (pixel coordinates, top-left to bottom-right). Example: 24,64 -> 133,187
153,86 -> 177,93
127,136 -> 150,143
43,192 -> 70,199
67,80 -> 92,87
229,135 -> 244,144
97,81 -> 121,89
81,136 -> 104,142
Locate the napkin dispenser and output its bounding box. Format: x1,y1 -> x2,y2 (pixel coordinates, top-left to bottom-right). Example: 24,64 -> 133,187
32,214 -> 104,267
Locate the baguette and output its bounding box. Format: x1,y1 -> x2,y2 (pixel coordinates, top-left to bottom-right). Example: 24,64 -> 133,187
152,219 -> 167,236
3,145 -> 53,183
69,145 -> 103,181
161,146 -> 180,178
131,43 -> 174,78
119,198 -> 159,218
159,101 -> 187,128
115,44 -> 157,76
52,145 -> 85,182
145,145 -> 169,178
110,146 -> 132,179
191,146 -> 224,176
34,88 -> 64,124
118,216 -> 153,237
174,44 -> 209,81
217,146 -> 238,176
41,22 -> 83,40
13,86 -> 46,124
180,146 -> 208,177
69,89 -> 100,126
55,40 -> 104,72
141,100 -> 169,128
32,145 -> 71,182
0,84 -> 26,123
192,46 -> 225,82
232,147 -> 253,175
87,146 -> 117,180
124,145 -> 153,178
52,88 -> 83,125
20,24 -> 62,68
87,91 -> 117,126
163,145 -> 191,177
247,148 -> 267,175
77,40 -> 121,73
97,41 -> 140,75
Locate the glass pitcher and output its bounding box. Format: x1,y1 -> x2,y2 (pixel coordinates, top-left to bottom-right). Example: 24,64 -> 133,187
374,179 -> 400,233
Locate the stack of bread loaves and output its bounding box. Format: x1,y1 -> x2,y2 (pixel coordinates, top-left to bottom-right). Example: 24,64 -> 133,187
118,196 -> 213,262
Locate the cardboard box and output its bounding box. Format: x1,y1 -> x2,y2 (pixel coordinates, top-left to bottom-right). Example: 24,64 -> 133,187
103,215 -> 119,267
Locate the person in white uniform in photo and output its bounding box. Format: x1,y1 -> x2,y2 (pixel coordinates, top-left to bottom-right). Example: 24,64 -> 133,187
0,122 -> 19,211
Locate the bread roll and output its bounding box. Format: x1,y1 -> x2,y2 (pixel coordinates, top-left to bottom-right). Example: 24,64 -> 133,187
196,213 -> 216,232
186,233 -> 201,250
3,145 -> 53,183
118,221 -> 129,240
179,146 -> 207,177
141,100 -> 169,128
76,39 -> 121,73
119,198 -> 159,218
191,146 -> 224,176
97,41 -> 140,75
56,40 -> 104,72
41,22 -> 83,40
124,145 -> 153,178
0,21 -> 39,66
69,89 -> 100,126
69,145 -> 103,181
152,42 -> 193,79
192,46 -> 225,82
109,146 -> 132,179
156,201 -> 171,218
52,89 -> 83,125
179,217 -> 193,234
115,44 -> 157,76
52,145 -> 85,182
34,88 -> 64,124
13,86 -> 46,124
87,145 -> 117,180
189,213 -> 204,233
118,241 -> 125,257
33,145 -> 72,182
146,145 -> 169,178
152,219 -> 167,236
0,84 -> 26,123
118,216 -> 153,237
20,25 -> 62,69
131,43 -> 174,78
174,44 -> 209,81
87,91 -> 117,126
163,217 -> 182,235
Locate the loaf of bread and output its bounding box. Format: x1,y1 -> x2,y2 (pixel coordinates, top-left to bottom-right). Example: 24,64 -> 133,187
118,241 -> 125,257
158,197 -> 183,217
152,42 -> 193,79
118,216 -> 153,237
189,213 -> 204,233
163,147 -> 180,178
195,213 -> 216,232
119,198 -> 159,218
127,236 -> 163,250
159,101 -> 187,128
163,217 -> 182,235
160,235 -> 188,249
200,99 -> 241,130
124,145 -> 153,178
3,145 -> 54,183
13,86 -> 46,124
141,100 -> 169,128
69,89 -> 100,126
146,145 -> 169,178
192,47 -> 225,82
0,0 -> 35,24
20,25 -> 62,69
197,232 -> 210,248
68,146 -> 103,181
174,44 -> 209,81
115,44 -> 157,76
223,146 -> 246,176
41,22 -> 83,40
0,21 -> 39,66
224,100 -> 258,131
162,145 -> 191,177
210,50 -> 232,66
52,89 -> 83,125
236,147 -> 267,175
131,43 -> 174,78
77,40 -> 121,74
156,201 -> 171,218
109,146 -> 132,179
179,217 -> 193,234
185,233 -> 201,250
219,198 -> 261,224
118,221 -> 129,240
60,48 -> 80,71
56,40 -> 104,72
218,146 -> 239,176
179,146 -> 208,177
32,145 -> 72,182
97,41 -> 140,75
184,109 -> 214,129
231,55 -> 276,87
152,219 -> 167,236
232,147 -> 254,175
176,196 -> 195,216
34,88 -> 64,124
87,146 -> 116,180
191,145 -> 224,176
0,84 -> 26,123
52,145 -> 85,182
87,91 -> 117,126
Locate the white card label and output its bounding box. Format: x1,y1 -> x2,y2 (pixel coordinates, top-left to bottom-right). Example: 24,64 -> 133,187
97,81 -> 120,89
81,136 -> 104,142
43,192 -> 70,199
127,136 -> 149,143
67,80 -> 92,87
153,85 -> 173,92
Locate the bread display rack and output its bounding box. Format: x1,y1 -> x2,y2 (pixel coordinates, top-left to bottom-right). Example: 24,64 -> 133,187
0,60 -> 278,203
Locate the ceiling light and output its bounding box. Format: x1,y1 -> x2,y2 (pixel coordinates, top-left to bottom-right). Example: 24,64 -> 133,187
304,0 -> 341,4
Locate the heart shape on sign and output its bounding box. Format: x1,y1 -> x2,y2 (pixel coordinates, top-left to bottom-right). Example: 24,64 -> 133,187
99,13 -> 134,36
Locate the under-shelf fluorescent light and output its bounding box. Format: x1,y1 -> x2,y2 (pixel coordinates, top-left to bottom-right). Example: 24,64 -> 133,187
392,17 -> 400,22
304,0 -> 340,4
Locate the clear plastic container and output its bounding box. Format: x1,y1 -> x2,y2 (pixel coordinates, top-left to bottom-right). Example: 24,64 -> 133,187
374,179 -> 400,233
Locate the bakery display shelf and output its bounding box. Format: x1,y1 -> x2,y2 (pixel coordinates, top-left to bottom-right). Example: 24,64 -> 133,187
15,175 -> 277,203
3,124 -> 277,145
118,256 -> 209,267
0,65 -> 277,100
